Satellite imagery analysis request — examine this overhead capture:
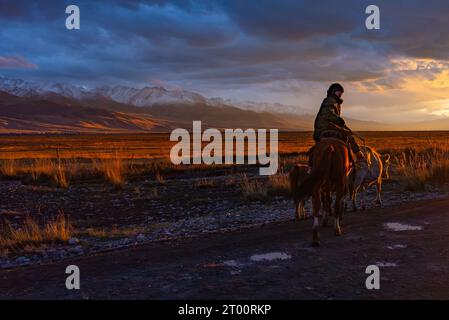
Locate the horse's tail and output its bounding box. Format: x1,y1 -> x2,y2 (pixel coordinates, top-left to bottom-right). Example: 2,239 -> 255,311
296,145 -> 334,200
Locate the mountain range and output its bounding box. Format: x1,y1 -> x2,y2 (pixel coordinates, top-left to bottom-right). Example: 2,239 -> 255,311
0,76 -> 446,133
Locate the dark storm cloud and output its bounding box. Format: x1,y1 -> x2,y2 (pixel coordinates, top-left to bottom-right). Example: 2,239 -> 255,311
0,0 -> 448,89
215,0 -> 364,40
217,0 -> 449,60
351,0 -> 449,60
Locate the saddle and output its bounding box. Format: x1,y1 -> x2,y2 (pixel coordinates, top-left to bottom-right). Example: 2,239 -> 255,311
309,137 -> 355,174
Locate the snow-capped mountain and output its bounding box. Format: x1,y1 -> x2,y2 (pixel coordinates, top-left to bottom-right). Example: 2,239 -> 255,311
94,85 -> 207,107
0,76 -> 91,99
0,77 -> 393,133
0,76 -> 90,99
234,101 -> 303,115
0,76 -> 207,107
0,76 -> 304,114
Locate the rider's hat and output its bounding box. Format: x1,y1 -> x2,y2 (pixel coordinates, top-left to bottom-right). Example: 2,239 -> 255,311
327,83 -> 344,96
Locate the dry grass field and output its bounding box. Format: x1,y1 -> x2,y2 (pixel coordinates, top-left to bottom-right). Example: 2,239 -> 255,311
0,131 -> 448,188
1,131 -> 446,159
1,131 -> 449,260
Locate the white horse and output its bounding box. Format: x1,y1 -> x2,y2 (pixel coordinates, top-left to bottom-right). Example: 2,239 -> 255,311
349,146 -> 384,211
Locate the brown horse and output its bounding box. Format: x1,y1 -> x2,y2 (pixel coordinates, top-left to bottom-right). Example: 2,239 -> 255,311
289,164 -> 333,221
295,138 -> 350,246
289,164 -> 310,220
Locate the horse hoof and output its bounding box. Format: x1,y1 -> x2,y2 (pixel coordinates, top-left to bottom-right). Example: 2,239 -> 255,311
335,228 -> 342,236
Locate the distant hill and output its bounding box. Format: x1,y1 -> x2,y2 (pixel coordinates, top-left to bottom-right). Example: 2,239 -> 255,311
0,91 -> 309,133
0,76 -> 441,133
0,91 -> 176,133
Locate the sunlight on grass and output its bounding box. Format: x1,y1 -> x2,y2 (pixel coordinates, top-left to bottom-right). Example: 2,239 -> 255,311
267,171 -> 290,196
395,145 -> 449,191
0,212 -> 73,253
93,156 -> 125,188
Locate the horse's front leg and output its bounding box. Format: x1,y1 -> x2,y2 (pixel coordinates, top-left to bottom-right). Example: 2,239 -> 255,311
375,180 -> 382,207
361,186 -> 367,210
334,192 -> 344,236
352,188 -> 358,212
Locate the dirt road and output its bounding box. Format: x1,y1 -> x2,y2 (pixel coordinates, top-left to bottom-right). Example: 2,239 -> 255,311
1,197 -> 449,299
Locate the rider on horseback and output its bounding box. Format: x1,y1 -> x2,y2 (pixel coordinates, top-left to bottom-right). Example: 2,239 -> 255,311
309,83 -> 365,166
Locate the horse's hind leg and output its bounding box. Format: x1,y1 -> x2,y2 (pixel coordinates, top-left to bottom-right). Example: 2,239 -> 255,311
312,193 -> 321,246
295,199 -> 301,220
321,191 -> 330,227
326,191 -> 333,216
300,200 -> 306,220
334,192 -> 344,236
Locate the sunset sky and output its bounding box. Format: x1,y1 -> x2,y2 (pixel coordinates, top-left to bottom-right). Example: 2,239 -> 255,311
1,0 -> 449,123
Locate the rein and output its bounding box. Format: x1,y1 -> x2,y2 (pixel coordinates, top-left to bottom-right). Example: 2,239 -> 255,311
351,131 -> 367,155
